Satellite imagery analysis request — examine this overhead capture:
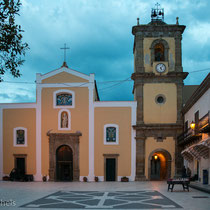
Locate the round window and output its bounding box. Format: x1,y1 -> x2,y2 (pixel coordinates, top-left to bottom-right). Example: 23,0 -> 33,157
155,94 -> 166,104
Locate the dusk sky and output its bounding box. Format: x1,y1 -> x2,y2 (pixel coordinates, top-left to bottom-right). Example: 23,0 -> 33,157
0,0 -> 210,103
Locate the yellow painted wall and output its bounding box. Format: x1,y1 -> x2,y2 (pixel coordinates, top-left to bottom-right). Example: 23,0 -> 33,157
41,87 -> 89,176
42,71 -> 89,83
94,107 -> 132,177
143,37 -> 175,72
145,137 -> 175,178
3,108 -> 36,174
144,83 -> 177,123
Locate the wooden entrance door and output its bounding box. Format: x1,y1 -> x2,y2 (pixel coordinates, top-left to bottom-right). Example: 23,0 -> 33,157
106,158 -> 116,181
16,157 -> 25,176
150,156 -> 160,180
56,145 -> 73,181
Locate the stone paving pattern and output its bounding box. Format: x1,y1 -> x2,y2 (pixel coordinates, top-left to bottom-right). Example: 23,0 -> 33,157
21,190 -> 182,209
1,181 -> 210,210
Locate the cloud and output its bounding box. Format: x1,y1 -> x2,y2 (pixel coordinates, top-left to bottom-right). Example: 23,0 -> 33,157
0,0 -> 210,102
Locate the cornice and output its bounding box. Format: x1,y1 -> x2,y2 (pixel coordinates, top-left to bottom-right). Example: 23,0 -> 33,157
132,24 -> 186,36
133,123 -> 183,130
131,72 -> 188,83
182,73 -> 210,114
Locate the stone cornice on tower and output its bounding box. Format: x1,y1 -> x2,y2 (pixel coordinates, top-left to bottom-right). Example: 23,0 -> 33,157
132,24 -> 186,36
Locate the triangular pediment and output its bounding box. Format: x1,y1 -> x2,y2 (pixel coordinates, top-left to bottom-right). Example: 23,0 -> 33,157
40,66 -> 90,84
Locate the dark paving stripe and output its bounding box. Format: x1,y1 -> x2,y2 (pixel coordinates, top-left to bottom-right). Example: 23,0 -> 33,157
192,196 -> 209,198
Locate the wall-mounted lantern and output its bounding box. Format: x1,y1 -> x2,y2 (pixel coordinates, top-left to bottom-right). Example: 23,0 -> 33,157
190,121 -> 196,130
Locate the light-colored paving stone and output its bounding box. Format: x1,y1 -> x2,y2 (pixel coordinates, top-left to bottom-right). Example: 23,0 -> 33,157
0,181 -> 209,209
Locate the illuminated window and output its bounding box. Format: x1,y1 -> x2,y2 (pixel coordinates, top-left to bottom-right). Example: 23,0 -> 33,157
150,39 -> 169,65
104,124 -> 119,145
155,43 -> 164,61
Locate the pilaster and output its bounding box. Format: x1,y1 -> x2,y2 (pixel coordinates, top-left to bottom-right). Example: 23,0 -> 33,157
135,135 -> 146,180
134,34 -> 145,73
0,108 -> 3,180
175,32 -> 183,72
136,84 -> 144,124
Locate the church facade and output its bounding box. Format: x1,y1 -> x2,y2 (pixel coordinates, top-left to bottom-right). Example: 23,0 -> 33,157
0,9 -> 189,182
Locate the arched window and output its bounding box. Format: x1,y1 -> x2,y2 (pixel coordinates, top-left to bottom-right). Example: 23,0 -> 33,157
154,43 -> 164,61
58,109 -> 71,130
53,89 -> 75,108
104,124 -> 119,145
13,127 -> 27,147
150,39 -> 169,65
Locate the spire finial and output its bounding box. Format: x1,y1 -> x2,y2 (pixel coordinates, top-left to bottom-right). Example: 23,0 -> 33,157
60,43 -> 70,67
137,18 -> 140,25
176,17 -> 179,25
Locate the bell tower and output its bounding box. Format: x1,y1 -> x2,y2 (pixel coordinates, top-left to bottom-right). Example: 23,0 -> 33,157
132,3 -> 188,180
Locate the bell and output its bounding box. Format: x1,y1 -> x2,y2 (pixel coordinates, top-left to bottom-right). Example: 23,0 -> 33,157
159,11 -> 162,15
153,11 -> 157,17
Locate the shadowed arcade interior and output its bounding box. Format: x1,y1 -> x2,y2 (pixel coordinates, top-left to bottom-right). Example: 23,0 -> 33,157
149,149 -> 171,180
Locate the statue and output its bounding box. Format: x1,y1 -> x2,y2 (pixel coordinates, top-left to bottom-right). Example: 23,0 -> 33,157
61,112 -> 68,128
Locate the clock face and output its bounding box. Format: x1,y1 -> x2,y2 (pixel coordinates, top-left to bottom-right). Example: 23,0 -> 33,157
156,63 -> 166,73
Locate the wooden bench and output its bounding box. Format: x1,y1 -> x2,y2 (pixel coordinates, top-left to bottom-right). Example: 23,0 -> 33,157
167,178 -> 190,192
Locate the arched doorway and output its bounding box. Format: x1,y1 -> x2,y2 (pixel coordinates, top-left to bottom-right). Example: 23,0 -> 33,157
56,145 -> 73,181
148,149 -> 172,180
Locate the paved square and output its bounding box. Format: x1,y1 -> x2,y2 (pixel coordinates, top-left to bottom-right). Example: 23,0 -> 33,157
21,190 -> 182,209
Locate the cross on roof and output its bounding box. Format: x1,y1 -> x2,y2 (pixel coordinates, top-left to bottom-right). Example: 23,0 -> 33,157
60,43 -> 70,62
155,2 -> 160,10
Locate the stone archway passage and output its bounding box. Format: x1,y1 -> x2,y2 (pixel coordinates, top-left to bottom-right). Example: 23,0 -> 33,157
148,148 -> 172,181
47,132 -> 82,181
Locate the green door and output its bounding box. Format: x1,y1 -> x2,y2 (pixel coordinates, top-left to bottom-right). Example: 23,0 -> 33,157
106,158 -> 116,181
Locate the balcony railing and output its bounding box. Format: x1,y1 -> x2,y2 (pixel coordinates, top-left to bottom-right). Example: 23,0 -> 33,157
178,111 -> 210,146
177,128 -> 200,146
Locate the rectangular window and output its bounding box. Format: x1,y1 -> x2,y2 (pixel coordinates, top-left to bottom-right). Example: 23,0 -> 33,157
56,94 -> 72,106
194,111 -> 199,133
106,127 -> 116,142
16,130 -> 25,145
195,111 -> 199,124
184,121 -> 188,132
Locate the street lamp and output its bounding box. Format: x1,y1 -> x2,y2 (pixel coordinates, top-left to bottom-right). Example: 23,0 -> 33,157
190,121 -> 196,130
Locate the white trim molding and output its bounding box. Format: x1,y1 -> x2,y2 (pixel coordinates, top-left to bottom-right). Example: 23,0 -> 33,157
130,102 -> 137,181
104,124 -> 119,145
13,127 -> 27,147
40,66 -> 91,81
53,89 -> 75,109
94,101 -> 137,108
34,86 -> 42,181
39,83 -> 90,88
58,109 -> 71,130
88,76 -> 95,181
0,103 -> 36,109
0,108 -> 3,180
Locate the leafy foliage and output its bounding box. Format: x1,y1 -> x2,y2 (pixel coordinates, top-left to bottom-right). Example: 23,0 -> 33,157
0,0 -> 29,81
